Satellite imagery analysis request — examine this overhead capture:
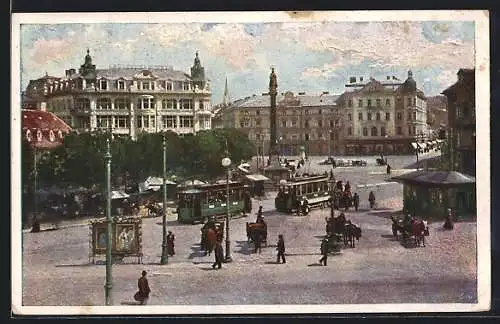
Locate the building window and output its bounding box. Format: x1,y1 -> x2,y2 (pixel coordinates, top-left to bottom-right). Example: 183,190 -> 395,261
281,110 -> 286,116
385,112 -> 390,121
348,99 -> 353,107
407,112 -> 412,121
407,97 -> 412,106
137,97 -> 155,109
75,98 -> 90,110
183,82 -> 190,91
256,110 -> 260,116
397,112 -> 402,121
381,127 -> 386,137
97,116 -> 112,129
117,80 -> 125,90
329,120 -> 334,128
305,109 -> 309,115
368,113 -> 372,121
162,99 -> 177,109
348,113 -> 352,121
256,119 -> 261,126
358,112 -> 363,120
282,119 -> 287,128
386,98 -> 390,106
376,112 -> 380,121
318,120 -> 323,128
179,116 -> 194,128
304,120 -> 310,128
166,82 -> 173,91
397,98 -> 402,105
376,99 -> 381,107
462,104 -> 469,117
114,98 -> 130,110
413,111 -> 417,120
318,109 -> 322,115
358,99 -> 363,107
180,99 -> 193,109
371,127 -> 378,136
408,127 -> 412,135
291,118 -> 297,127
363,127 -> 368,136
240,118 -> 250,128
199,100 -> 204,110
412,126 -> 416,135
367,99 -> 372,107
397,126 -> 402,135
305,133 -> 310,141
163,116 -> 177,128
347,127 -> 352,136
413,98 -> 416,105
99,79 -> 107,90
114,116 -> 129,128
142,82 -> 151,90
97,98 -> 111,110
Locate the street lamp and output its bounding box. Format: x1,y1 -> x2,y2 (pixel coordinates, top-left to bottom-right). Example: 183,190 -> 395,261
327,130 -> 333,161
160,133 -> 169,265
104,138 -> 113,306
221,152 -> 232,263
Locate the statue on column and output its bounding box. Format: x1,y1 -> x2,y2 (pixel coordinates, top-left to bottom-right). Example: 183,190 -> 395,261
269,68 -> 277,94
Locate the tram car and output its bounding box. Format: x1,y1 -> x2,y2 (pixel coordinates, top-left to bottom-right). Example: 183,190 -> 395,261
176,181 -> 252,224
275,174 -> 334,215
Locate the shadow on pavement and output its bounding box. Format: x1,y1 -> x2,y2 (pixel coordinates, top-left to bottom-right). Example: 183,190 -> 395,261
285,252 -> 320,256
234,240 -> 253,256
200,267 -> 220,271
155,220 -> 188,227
380,234 -> 398,241
369,210 -> 404,219
55,263 -> 94,267
307,263 -> 324,267
188,244 -> 208,259
264,261 -> 279,265
192,261 -> 213,265
121,301 -> 141,306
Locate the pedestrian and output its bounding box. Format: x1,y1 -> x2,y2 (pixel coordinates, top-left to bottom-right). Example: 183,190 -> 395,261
443,208 -> 454,230
353,192 -> 360,212
386,164 -> 392,175
319,238 -> 328,266
134,270 -> 151,305
276,234 -> 286,263
369,191 -> 376,209
212,239 -> 224,269
256,206 -> 263,223
167,231 -> 175,256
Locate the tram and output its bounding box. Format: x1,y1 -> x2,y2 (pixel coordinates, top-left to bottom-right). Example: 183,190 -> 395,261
177,181 -> 252,224
275,174 -> 334,215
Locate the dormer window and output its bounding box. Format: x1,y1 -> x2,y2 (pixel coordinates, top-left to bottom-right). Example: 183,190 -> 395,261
49,130 -> 55,142
36,130 -> 43,142
142,82 -> 151,90
117,80 -> 125,90
25,129 -> 32,142
99,79 -> 107,90
166,82 -> 173,91
183,82 -> 190,91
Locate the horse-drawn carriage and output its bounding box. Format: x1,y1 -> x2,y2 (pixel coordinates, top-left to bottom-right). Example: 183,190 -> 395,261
325,213 -> 362,248
200,220 -> 224,255
330,181 -> 354,211
246,222 -> 268,247
391,216 -> 429,247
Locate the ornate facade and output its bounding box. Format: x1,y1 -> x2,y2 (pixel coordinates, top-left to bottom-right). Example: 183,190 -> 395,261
24,50 -> 213,140
217,91 -> 343,156
336,71 -> 428,155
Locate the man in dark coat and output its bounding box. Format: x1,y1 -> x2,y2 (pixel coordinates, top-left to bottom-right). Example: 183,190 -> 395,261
276,234 -> 286,263
353,193 -> 360,211
369,191 -> 376,209
134,270 -> 151,305
166,231 -> 175,256
212,239 -> 224,269
319,238 -> 328,266
386,164 -> 392,174
443,208 -> 454,230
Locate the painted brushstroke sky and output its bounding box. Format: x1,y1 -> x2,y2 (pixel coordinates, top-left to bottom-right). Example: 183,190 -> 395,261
20,21 -> 475,104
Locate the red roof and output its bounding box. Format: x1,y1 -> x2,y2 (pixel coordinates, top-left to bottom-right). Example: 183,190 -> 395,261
22,109 -> 72,149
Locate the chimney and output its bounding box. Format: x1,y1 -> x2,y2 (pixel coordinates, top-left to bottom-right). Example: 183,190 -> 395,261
349,76 -> 356,83
298,92 -> 305,95
65,70 -> 70,77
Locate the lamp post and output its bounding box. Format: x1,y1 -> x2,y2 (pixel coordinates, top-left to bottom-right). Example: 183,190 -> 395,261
160,133 -> 169,265
104,138 -> 113,306
221,152 -> 232,263
327,130 -> 332,161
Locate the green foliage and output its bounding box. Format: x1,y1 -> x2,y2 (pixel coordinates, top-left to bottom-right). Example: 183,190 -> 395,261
29,129 -> 255,189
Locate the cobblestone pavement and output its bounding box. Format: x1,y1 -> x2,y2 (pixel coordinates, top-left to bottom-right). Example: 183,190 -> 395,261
21,153 -> 477,306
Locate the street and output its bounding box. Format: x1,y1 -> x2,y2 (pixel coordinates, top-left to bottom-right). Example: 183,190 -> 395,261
21,153 -> 477,306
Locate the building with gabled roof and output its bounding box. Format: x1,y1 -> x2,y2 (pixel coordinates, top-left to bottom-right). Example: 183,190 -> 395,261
24,50 -> 213,140
22,109 -> 72,149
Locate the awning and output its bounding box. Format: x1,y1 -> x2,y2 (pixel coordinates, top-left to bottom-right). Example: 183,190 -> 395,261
391,170 -> 476,187
245,174 -> 270,182
111,190 -> 130,199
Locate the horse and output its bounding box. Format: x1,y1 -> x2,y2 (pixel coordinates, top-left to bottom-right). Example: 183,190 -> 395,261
343,222 -> 362,248
391,216 -> 428,247
246,222 -> 267,247
326,213 -> 347,242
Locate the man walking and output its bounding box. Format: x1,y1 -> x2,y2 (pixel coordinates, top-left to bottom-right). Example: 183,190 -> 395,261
353,192 -> 360,212
212,239 -> 224,269
134,270 -> 151,305
319,238 -> 328,266
276,234 -> 286,264
369,191 -> 376,209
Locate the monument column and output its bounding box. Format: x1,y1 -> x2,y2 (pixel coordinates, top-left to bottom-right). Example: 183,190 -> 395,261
264,68 -> 290,183
268,67 -> 279,165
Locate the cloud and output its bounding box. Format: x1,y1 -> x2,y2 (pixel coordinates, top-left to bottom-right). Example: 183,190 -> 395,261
28,39 -> 76,67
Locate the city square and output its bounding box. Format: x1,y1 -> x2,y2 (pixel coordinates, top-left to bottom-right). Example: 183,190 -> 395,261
21,153 -> 477,306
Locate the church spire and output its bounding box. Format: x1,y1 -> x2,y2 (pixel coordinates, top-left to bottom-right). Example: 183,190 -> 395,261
223,77 -> 230,106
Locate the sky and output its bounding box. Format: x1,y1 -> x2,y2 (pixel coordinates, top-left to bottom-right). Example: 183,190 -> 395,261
19,21 -> 475,104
